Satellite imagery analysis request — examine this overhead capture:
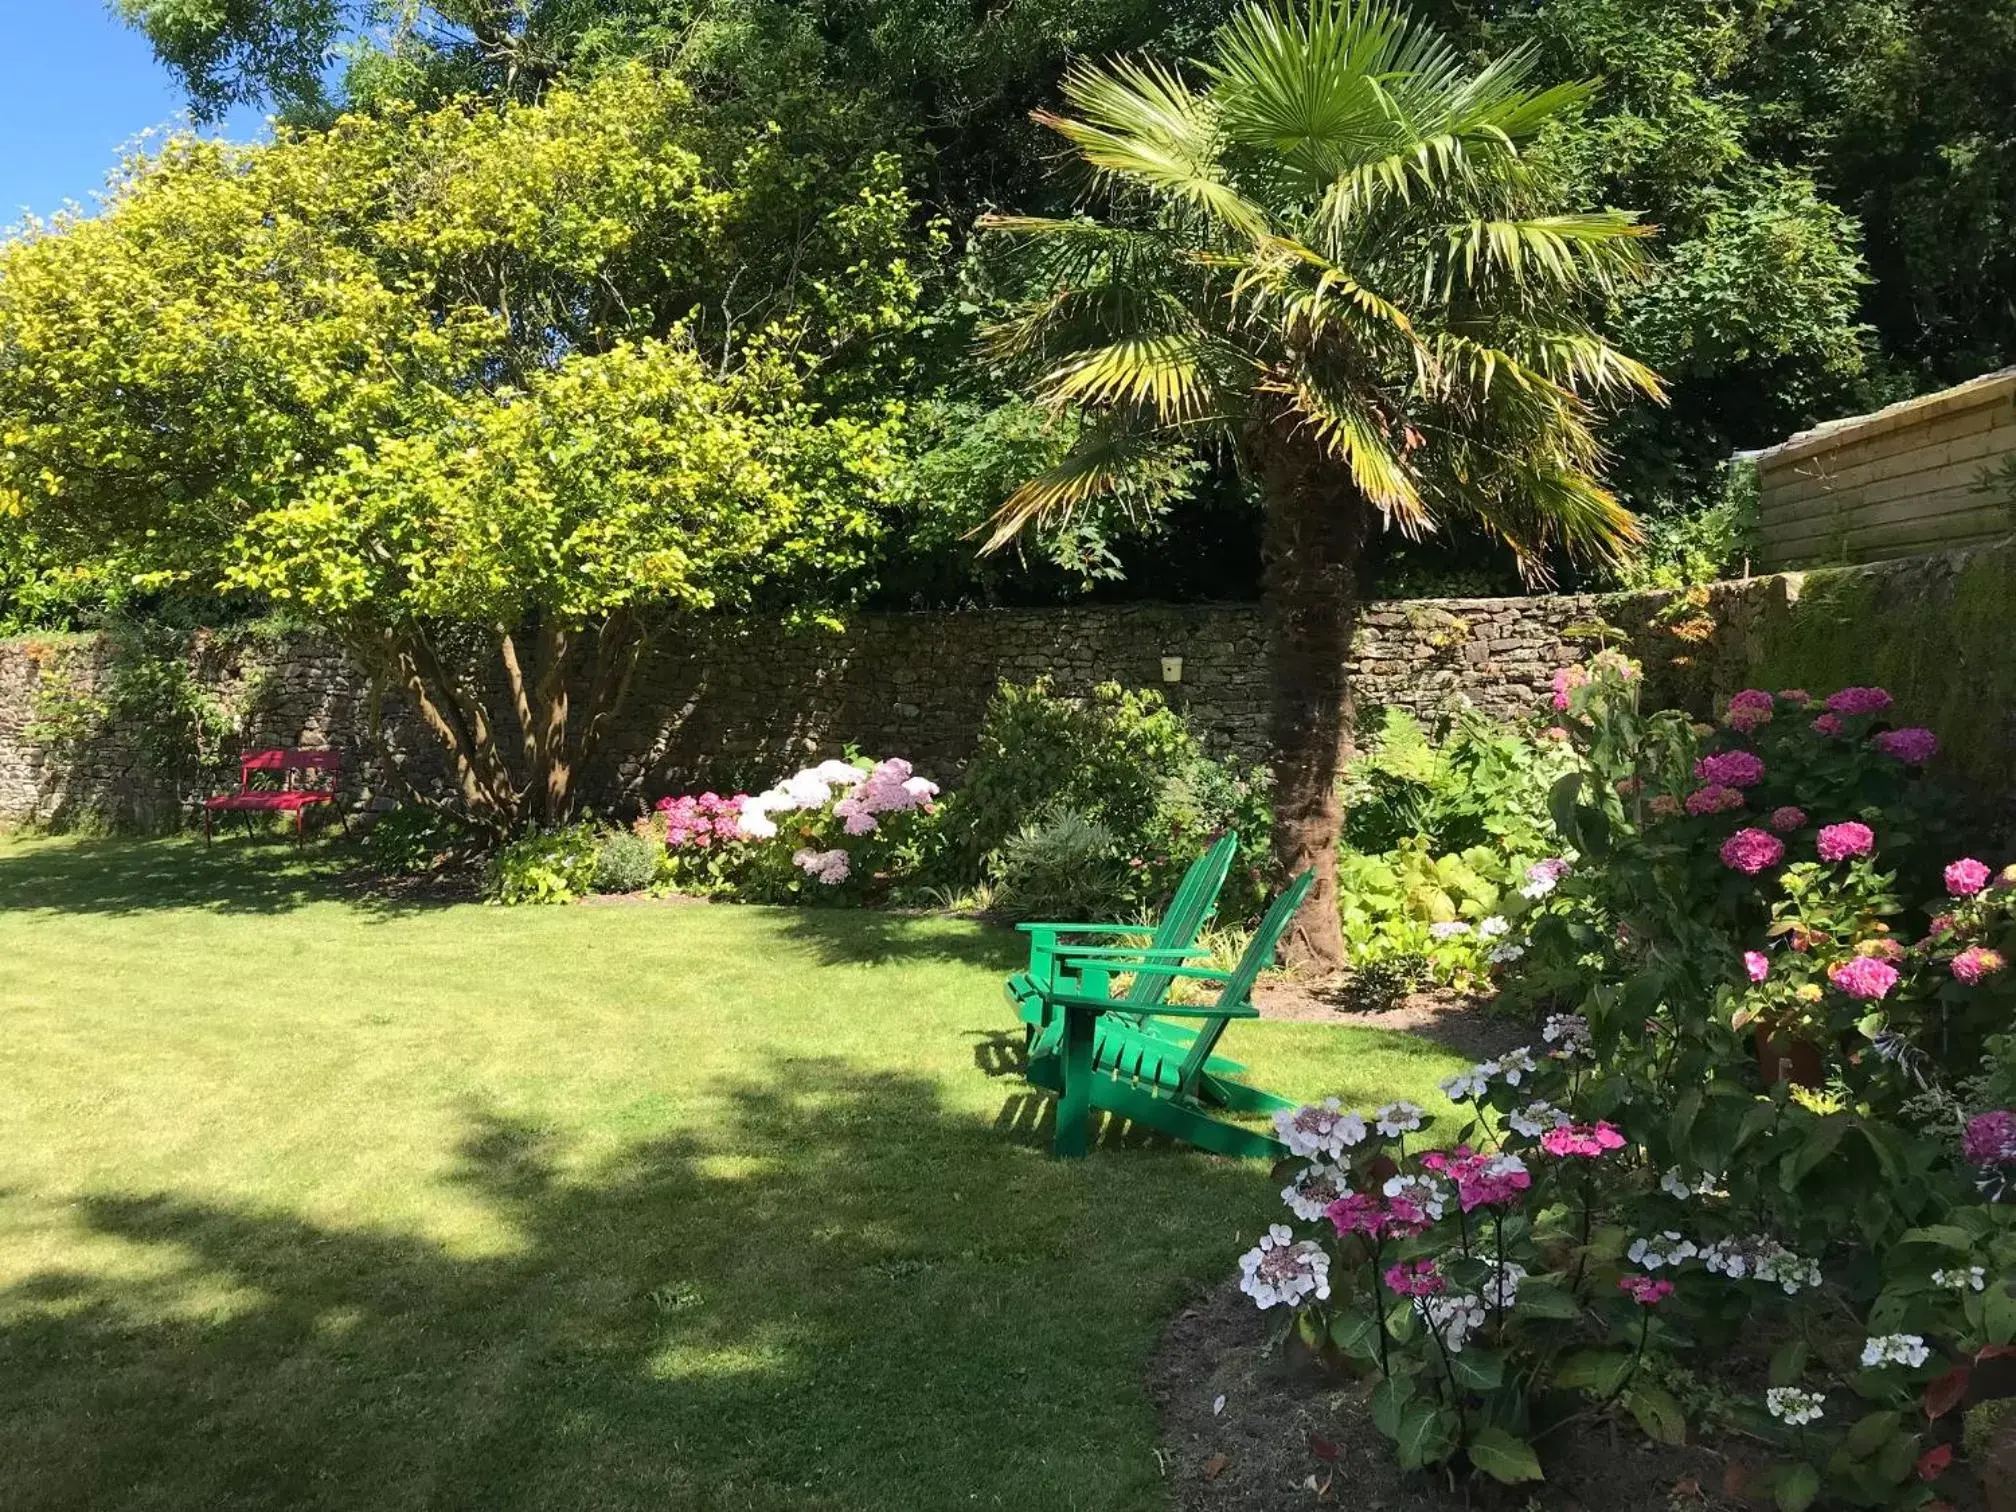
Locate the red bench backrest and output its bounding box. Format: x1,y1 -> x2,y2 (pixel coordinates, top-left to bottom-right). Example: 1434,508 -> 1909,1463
240,749 -> 340,792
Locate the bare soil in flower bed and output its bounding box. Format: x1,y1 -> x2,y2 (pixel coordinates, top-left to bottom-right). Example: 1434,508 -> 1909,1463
1152,1277 -> 1742,1512
1254,980 -> 1534,1063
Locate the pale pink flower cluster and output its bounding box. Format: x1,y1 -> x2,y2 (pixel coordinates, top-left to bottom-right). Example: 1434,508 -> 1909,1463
1695,750 -> 1765,788
834,758 -> 939,835
1550,665 -> 1589,711
1281,1162 -> 1349,1221
1812,714 -> 1845,738
791,848 -> 851,885
1274,1098 -> 1368,1160
1768,805 -> 1807,833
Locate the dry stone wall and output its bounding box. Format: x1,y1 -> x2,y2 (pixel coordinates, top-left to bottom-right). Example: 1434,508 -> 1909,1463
4,542 -> 2009,828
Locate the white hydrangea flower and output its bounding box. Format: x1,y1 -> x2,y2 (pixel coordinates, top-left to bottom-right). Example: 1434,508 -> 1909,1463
1487,942 -> 1526,964
1702,1236 -> 1818,1294
1479,915 -> 1511,939
1766,1387 -> 1825,1426
1440,1063 -> 1496,1102
1281,1163 -> 1348,1222
1381,1172 -> 1449,1224
1273,1098 -> 1368,1161
1507,1101 -> 1571,1138
1660,1166 -> 1722,1200
1496,1046 -> 1538,1087
1542,1014 -> 1591,1056
1522,858 -> 1571,898
1375,1101 -> 1424,1138
811,759 -> 865,788
1429,920 -> 1472,940
1414,1292 -> 1488,1352
1481,1261 -> 1527,1311
1238,1225 -> 1332,1310
782,769 -> 838,808
1627,1232 -> 1699,1270
1932,1266 -> 1987,1292
1860,1334 -> 1931,1370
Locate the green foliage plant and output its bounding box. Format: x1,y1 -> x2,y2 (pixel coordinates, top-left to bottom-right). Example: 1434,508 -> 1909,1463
988,810 -> 1134,922
487,823 -> 602,904
591,828 -> 661,895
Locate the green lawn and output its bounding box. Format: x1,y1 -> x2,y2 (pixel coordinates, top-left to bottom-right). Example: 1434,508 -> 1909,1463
0,836 -> 1464,1511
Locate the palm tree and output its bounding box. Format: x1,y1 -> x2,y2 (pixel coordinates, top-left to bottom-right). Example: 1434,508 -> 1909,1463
978,0 -> 1663,969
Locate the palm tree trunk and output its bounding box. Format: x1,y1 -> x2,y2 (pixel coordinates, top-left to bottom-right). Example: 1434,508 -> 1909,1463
1254,424 -> 1373,974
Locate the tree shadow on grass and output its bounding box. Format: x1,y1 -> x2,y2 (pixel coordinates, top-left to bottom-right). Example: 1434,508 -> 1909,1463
772,905 -> 1023,973
0,1058 -> 1267,1512
0,836 -> 454,919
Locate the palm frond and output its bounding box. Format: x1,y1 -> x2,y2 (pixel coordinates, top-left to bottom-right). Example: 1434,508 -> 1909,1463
1038,333 -> 1236,423
1273,375 -> 1428,530
1436,214 -> 1654,300
1461,461 -> 1640,580
1039,58 -> 1272,242
979,424 -> 1177,551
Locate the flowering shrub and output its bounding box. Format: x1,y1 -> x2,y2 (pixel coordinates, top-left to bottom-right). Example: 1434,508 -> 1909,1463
1242,657 -> 2016,1500
642,756 -> 941,903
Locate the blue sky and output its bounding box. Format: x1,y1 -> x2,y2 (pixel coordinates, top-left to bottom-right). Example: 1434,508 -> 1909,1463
0,1 -> 266,225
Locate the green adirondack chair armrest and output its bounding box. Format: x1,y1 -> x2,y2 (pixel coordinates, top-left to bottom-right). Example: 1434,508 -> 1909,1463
1016,922 -> 1155,935
1044,991 -> 1259,1020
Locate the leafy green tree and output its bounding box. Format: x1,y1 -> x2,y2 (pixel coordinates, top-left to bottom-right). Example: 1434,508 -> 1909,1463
980,0 -> 1660,966
0,68 -> 919,827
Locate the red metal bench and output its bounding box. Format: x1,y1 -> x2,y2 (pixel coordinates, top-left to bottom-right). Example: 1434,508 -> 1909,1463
203,749 -> 347,845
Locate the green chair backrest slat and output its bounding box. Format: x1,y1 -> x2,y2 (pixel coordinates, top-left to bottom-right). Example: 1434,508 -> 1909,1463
1120,832 -> 1240,1009
1170,869 -> 1315,1092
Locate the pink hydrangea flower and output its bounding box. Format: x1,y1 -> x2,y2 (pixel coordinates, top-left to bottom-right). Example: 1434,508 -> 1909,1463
1812,714 -> 1845,738
1695,750 -> 1766,788
1648,794 -> 1682,819
1540,1123 -> 1627,1158
1618,1274 -> 1675,1306
1384,1260 -> 1447,1298
1325,1191 -> 1388,1238
1816,822 -> 1876,863
1728,705 -> 1773,733
1729,689 -> 1776,715
1777,689 -> 1812,705
1827,686 -> 1893,716
1963,1111 -> 2016,1168
1551,665 -> 1589,712
1873,727 -> 1938,765
1769,806 -> 1808,833
1952,947 -> 2006,985
1686,785 -> 1746,816
1744,951 -> 1771,983
1720,828 -> 1785,875
1828,955 -> 1899,1001
1946,858 -> 1992,897
1453,1153 -> 1532,1212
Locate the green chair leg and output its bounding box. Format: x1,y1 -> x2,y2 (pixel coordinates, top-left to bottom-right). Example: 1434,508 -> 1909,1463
1054,1006 -> 1097,1157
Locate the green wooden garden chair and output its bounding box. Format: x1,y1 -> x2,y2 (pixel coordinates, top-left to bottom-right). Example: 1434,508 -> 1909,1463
1019,870 -> 1314,1159
1003,831 -> 1239,1052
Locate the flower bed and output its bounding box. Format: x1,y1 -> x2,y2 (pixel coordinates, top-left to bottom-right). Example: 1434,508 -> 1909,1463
1230,660 -> 2016,1508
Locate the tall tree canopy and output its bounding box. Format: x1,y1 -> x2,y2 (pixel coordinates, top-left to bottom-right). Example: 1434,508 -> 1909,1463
0,68 -> 922,825
981,0 -> 1660,965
